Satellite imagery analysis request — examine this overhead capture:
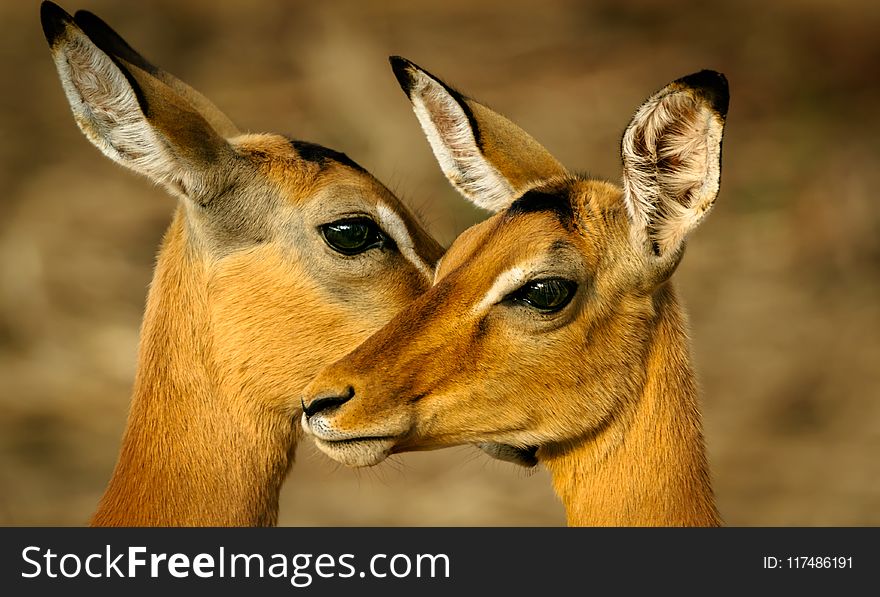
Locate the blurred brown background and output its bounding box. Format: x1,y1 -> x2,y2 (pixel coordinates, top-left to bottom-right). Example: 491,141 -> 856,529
1,0 -> 878,526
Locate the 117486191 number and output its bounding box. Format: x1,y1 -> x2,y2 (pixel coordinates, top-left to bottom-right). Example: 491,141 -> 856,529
763,556 -> 853,569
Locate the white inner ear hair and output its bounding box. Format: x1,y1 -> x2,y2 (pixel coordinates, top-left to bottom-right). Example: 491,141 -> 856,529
376,203 -> 433,282
621,90 -> 724,257
409,74 -> 514,213
53,32 -> 182,191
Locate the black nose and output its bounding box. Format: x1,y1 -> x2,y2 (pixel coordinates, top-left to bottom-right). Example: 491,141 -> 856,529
302,386 -> 355,419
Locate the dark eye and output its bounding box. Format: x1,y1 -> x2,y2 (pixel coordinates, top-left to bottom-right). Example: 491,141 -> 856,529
508,278 -> 577,313
319,218 -> 387,255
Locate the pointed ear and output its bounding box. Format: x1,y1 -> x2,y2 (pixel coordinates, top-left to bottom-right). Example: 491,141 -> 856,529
621,70 -> 729,262
72,9 -> 240,139
390,56 -> 566,214
40,2 -> 235,205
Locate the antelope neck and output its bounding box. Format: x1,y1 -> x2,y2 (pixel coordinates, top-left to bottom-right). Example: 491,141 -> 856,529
540,284 -> 720,527
91,210 -> 295,526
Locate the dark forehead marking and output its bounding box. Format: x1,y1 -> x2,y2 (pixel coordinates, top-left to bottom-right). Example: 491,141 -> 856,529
505,188 -> 575,229
288,139 -> 366,173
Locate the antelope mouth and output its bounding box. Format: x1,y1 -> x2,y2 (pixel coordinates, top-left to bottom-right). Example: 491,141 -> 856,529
301,412 -> 401,467
311,435 -> 398,467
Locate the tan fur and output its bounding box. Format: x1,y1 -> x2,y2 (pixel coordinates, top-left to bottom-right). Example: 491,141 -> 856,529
466,101 -> 567,194
42,4 -> 442,526
302,62 -> 727,526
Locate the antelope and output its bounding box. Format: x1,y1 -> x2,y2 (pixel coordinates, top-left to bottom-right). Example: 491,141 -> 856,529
301,57 -> 729,526
39,3 -> 444,526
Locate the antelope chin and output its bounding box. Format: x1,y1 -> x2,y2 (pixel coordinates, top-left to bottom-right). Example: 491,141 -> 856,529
311,436 -> 396,467
301,412 -> 398,467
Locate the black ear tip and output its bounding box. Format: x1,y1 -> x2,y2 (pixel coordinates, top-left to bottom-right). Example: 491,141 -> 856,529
72,10 -> 108,46
74,9 -> 158,78
389,55 -> 417,96
678,70 -> 729,118
73,9 -> 103,31
388,55 -> 409,68
40,1 -> 73,46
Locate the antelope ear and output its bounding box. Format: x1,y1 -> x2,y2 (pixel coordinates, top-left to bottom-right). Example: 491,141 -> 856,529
621,70 -> 729,263
40,1 -> 234,205
72,9 -> 240,139
390,56 -> 566,214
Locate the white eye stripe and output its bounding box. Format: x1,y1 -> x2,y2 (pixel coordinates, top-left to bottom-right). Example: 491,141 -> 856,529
376,203 -> 433,282
472,257 -> 560,314
432,254 -> 445,284
473,266 -> 526,314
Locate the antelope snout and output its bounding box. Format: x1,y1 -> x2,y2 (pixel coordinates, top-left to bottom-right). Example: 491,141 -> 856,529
302,385 -> 354,420
299,365 -> 419,467
300,368 -> 362,439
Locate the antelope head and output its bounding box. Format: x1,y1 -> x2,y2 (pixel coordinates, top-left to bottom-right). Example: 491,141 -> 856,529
301,57 -> 728,474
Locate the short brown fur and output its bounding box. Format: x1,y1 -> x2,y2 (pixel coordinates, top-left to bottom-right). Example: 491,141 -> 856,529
302,60 -> 728,526
41,3 -> 442,526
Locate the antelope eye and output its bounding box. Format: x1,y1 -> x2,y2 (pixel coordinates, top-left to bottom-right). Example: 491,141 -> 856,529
319,218 -> 386,255
509,278 -> 577,312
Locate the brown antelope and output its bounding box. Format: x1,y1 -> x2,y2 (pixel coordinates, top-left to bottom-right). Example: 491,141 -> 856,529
301,57 -> 728,526
39,3 -> 444,526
